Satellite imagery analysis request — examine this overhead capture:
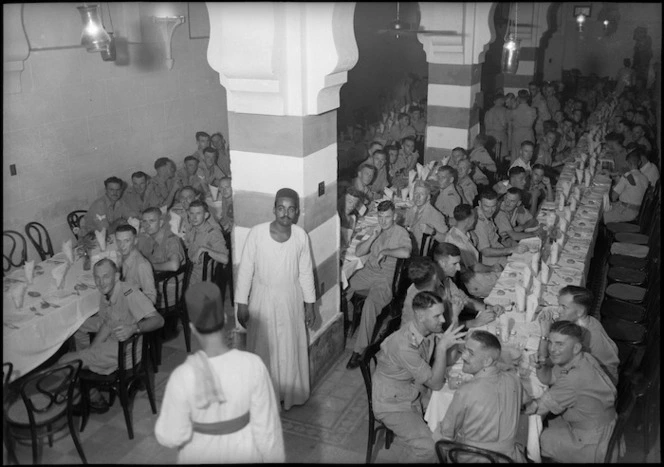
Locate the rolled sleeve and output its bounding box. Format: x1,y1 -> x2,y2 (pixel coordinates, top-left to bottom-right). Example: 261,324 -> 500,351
398,346 -> 433,385
538,377 -> 576,415
128,289 -> 159,323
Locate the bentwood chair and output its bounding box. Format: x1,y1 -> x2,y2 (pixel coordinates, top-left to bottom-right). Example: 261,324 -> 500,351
604,380 -> 638,463
218,231 -> 234,305
202,252 -> 218,283
3,362 -> 19,465
359,341 -> 395,463
152,259 -> 194,370
66,210 -> 87,240
79,332 -> 157,440
3,230 -> 27,275
435,439 -> 514,463
5,360 -> 87,464
25,222 -> 55,261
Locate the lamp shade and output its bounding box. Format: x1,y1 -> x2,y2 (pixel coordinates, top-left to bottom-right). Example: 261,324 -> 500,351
78,5 -> 111,53
501,34 -> 521,74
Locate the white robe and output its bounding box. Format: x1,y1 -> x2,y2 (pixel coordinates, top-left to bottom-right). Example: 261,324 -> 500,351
154,349 -> 285,464
235,222 -> 316,410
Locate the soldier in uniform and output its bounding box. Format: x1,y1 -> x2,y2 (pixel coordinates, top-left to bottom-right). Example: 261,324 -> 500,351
81,176 -> 132,237
367,150 -> 390,195
529,82 -> 551,140
188,131 -> 211,165
492,166 -> 527,197
123,171 -> 152,219
494,188 -> 540,247
59,258 -> 164,409
146,157 -> 182,210
169,185 -> 200,239
115,224 -> 157,304
508,90 -> 537,163
525,321 -> 617,463
509,140 -> 535,173
176,155 -> 210,199
200,147 -> 227,198
484,93 -> 509,163
372,291 -> 467,463
603,151 -> 649,224
210,132 -> 231,177
403,181 -> 448,256
434,166 -> 463,223
456,160 -> 478,206
473,189 -> 527,267
184,200 -> 229,286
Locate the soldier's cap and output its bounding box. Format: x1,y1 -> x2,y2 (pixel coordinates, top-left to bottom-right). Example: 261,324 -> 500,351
185,282 -> 224,333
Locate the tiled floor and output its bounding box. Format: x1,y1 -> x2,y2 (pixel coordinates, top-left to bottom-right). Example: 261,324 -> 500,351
4,297 -> 661,464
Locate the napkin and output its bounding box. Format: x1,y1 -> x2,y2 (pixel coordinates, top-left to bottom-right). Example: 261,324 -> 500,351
550,243 -> 560,265
400,187 -> 409,201
531,253 -> 540,275
169,211 -> 182,236
499,313 -> 511,336
563,207 -> 572,223
209,184 -> 219,200
527,415 -> 543,463
515,284 -> 526,312
562,180 -> 572,198
62,239 -> 74,264
384,187 -> 394,200
540,262 -> 550,284
558,193 -> 566,211
357,203 -> 367,216
160,205 -> 168,215
95,228 -> 107,252
572,186 -> 581,201
526,294 -> 539,322
532,277 -> 542,299
421,165 -> 431,182
556,232 -> 566,247
581,153 -> 588,164
569,197 -> 577,212
51,261 -> 70,289
575,168 -> 584,184
603,193 -> 612,211
127,217 -> 141,234
546,212 -> 557,228
24,260 -> 35,284
558,218 -> 568,234
522,266 -> 532,290
10,283 -> 28,309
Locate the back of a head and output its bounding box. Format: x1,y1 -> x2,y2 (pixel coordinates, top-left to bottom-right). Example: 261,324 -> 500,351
469,330 -> 501,359
453,203 -> 474,222
154,157 -> 173,171
412,290 -> 443,312
407,256 -> 437,288
559,285 -> 593,316
185,282 -> 225,334
433,242 -> 461,261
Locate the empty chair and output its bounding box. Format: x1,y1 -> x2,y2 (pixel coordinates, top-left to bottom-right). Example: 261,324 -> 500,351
5,360 -> 87,464
3,230 -> 27,274
435,439 -> 514,463
66,210 -> 87,240
25,222 -> 54,261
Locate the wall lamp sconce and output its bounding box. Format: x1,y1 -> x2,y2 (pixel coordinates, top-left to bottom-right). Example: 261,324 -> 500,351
152,15 -> 186,70
575,13 -> 586,32
78,4 -> 111,53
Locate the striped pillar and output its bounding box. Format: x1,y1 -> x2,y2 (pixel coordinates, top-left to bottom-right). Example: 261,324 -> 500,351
425,62 -> 482,163
229,110 -> 342,383
498,46 -> 538,96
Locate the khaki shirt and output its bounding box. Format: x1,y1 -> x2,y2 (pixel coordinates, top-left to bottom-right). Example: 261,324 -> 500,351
469,147 -> 497,173
473,207 -> 504,266
120,249 -> 157,304
434,184 -> 462,219
122,186 -> 152,219
583,316 -> 620,386
82,195 -> 132,236
200,163 -> 226,190
386,124 -> 416,145
484,106 -> 509,138
613,169 -> 649,206
457,177 -> 478,205
369,166 -> 389,195
184,220 -> 229,284
364,224 -> 411,281
404,203 -> 448,252
494,206 -> 533,243
640,161 -> 660,186
444,227 -> 480,268
372,321 -> 434,414
509,157 -> 532,173
137,225 -> 185,267
145,176 -> 176,209
176,167 -> 209,197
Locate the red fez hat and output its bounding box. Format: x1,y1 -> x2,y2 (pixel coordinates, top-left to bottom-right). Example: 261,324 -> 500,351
185,282 -> 224,333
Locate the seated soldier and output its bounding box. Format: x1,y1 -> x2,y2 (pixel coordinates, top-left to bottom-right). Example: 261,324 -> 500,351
351,163 -> 378,205
138,207 -> 186,308
59,258 -> 164,410
146,157 -> 182,210
603,151 -> 649,224
183,200 -> 229,286
527,163 -> 555,216
631,124 -> 652,155
535,130 -> 558,167
217,177 -> 234,234
188,131 -> 210,164
81,176 -> 132,237
372,291 -> 466,463
386,112 -> 416,146
469,134 -> 498,174
635,146 -> 660,187
603,132 -> 628,176
123,171 -> 151,219
494,188 -> 541,247
346,201 -> 412,369
509,140 -> 535,173
386,144 -> 409,190
403,181 -> 448,255
492,166 -> 528,197
444,204 -> 502,299
368,149 -> 390,196
115,224 -> 157,305
456,159 -> 478,205
524,321 -> 617,463
473,189 -> 528,267
177,155 -> 210,198
434,165 -> 463,222
169,186 -> 201,239
398,136 -> 420,172
210,132 -> 231,177
200,147 -> 226,198
435,330 -> 525,462
538,286 -> 619,385
339,186 -> 363,252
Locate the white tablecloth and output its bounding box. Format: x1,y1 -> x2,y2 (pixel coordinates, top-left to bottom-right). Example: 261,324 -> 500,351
3,244 -> 116,381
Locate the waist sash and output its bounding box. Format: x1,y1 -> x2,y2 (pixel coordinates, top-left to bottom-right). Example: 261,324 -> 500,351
192,412 -> 250,435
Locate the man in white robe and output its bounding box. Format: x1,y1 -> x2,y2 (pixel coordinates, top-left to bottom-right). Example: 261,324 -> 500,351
155,282 -> 284,463
235,188 -> 316,410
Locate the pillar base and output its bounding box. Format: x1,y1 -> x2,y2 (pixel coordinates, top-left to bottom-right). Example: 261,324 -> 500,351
308,313 -> 345,388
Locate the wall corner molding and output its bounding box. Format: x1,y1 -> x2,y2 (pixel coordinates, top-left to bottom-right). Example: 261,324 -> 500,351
3,4 -> 30,94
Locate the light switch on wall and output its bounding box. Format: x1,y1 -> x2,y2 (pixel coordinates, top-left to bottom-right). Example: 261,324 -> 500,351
10,164 -> 17,176
318,181 -> 325,196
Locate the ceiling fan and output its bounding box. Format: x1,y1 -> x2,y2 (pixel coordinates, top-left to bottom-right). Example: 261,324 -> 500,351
377,2 -> 458,38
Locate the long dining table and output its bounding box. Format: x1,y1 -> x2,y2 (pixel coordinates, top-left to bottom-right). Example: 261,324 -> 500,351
3,242 -> 118,382
423,96 -> 618,462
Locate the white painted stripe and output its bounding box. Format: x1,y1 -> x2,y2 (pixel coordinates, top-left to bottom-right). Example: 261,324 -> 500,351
426,126 -> 471,149
428,83 -> 481,108
231,151 -> 306,196
308,215 -> 340,266
516,60 -> 535,77
303,144 -> 338,196
310,287 -> 342,342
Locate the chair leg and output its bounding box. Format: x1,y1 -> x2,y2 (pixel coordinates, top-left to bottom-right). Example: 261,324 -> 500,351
181,314 -> 191,353
118,385 -> 134,440
47,423 -> 54,446
80,383 -> 90,433
385,429 -> 394,449
30,427 -> 40,465
4,424 -> 19,465
144,373 -> 158,414
68,410 -> 88,464
366,417 -> 376,464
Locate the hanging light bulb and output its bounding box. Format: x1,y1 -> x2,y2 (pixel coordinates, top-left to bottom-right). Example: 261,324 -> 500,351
576,13 -> 586,32
77,4 -> 111,53
501,3 -> 521,74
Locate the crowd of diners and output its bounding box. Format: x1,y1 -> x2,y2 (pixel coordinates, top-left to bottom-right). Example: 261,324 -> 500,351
336,55 -> 659,462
